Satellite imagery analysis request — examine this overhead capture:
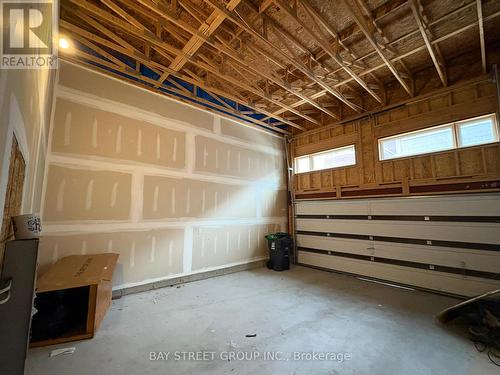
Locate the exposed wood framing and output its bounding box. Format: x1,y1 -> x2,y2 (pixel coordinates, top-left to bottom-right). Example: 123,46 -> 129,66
58,0 -> 500,135
341,0 -> 413,96
476,0 -> 487,73
268,3 -> 500,119
155,0 -> 241,87
410,0 -> 448,86
203,0 -> 363,112
67,0 -> 308,130
281,0 -> 383,104
59,25 -> 297,134
121,0 -> 334,125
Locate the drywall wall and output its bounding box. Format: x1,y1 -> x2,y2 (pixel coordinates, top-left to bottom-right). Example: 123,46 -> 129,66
0,65 -> 55,262
39,60 -> 287,290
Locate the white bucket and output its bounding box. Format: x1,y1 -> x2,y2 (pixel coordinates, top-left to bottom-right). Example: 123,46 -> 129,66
12,214 -> 42,240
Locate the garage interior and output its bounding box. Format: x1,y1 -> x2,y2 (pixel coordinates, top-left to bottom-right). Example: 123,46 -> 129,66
1,0 -> 500,374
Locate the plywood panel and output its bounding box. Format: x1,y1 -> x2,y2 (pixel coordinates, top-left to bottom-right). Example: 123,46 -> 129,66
458,148 -> 484,175
0,138 -> 25,263
292,81 -> 499,200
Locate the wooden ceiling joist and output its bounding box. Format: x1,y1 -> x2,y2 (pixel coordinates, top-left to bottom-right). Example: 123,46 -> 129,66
476,0 -> 487,73
202,0 -> 364,113
64,53 -> 291,134
59,0 -> 500,135
117,0 -> 332,124
341,0 -> 413,96
268,1 -> 500,119
410,0 -> 448,86
277,0 -> 383,104
66,0 -> 309,130
155,0 -> 242,87
59,24 -> 299,133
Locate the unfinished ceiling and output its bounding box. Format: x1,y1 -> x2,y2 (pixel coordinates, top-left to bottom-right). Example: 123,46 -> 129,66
59,0 -> 500,135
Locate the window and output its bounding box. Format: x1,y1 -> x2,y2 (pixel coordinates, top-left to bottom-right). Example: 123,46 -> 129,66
294,145 -> 356,174
379,114 -> 498,161
457,115 -> 498,147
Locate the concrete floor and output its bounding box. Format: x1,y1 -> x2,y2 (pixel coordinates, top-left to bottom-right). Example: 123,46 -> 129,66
27,266 -> 498,375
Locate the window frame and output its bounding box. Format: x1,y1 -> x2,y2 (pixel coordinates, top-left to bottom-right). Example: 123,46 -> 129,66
294,144 -> 357,174
455,114 -> 499,148
378,114 -> 499,161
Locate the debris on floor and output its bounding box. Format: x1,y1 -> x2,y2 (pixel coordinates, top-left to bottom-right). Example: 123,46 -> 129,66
245,334 -> 257,338
437,289 -> 500,367
49,347 -> 76,357
228,340 -> 238,349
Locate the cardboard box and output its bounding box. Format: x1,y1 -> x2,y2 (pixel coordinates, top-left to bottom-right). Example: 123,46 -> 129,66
30,253 -> 119,347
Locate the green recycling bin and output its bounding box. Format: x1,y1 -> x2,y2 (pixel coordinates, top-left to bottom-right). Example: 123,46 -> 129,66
265,233 -> 293,271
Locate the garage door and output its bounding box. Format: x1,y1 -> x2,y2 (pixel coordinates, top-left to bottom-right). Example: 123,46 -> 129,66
295,193 -> 500,297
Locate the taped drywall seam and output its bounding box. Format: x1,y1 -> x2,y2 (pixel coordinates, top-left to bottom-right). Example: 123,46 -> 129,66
56,86 -> 282,156
213,116 -> 221,134
150,235 -> 156,263
185,132 -> 196,174
42,217 -> 286,234
49,154 -> 285,189
40,65 -> 60,219
62,60 -> 283,141
130,171 -> 144,223
183,226 -> 193,273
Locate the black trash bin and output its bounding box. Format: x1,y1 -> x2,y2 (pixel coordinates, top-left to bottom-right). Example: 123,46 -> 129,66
265,233 -> 293,271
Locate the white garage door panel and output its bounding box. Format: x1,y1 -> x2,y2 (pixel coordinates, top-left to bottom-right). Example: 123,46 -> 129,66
297,235 -> 371,254
369,194 -> 500,216
296,219 -> 500,244
295,194 -> 500,297
297,235 -> 500,274
297,193 -> 500,216
298,251 -> 500,297
296,200 -> 371,215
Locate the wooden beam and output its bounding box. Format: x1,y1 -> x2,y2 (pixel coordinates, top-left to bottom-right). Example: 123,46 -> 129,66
267,8 -> 500,118
64,52 -> 291,135
410,0 -> 447,86
275,0 -> 408,88
202,0 -> 363,112
341,0 -> 412,96
476,0 -> 487,73
299,0 -> 361,66
66,0 -> 311,129
117,0 -> 332,124
283,0 -> 383,103
155,0 -> 242,86
60,17 -> 303,132
259,0 -> 273,13
100,0 -> 143,29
